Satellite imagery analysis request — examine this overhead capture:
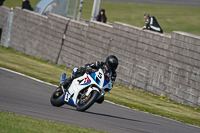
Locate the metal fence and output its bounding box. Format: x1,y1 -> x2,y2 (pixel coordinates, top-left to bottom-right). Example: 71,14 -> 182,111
34,0 -> 78,19
34,0 -> 102,22
67,0 -> 79,19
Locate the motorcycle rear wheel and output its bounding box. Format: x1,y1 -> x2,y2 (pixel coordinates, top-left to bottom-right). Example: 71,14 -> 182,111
50,88 -> 64,107
76,90 -> 99,111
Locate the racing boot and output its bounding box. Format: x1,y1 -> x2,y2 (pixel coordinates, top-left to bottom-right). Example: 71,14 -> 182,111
96,95 -> 104,104
60,77 -> 73,90
59,70 -> 80,91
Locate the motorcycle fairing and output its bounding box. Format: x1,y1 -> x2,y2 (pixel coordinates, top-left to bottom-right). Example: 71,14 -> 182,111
63,69 -> 112,106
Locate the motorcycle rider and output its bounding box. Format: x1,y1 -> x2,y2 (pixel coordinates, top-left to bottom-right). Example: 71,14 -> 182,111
60,55 -> 119,103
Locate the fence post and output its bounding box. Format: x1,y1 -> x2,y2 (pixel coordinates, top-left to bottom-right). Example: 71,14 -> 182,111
3,7 -> 14,48
64,0 -> 70,17
73,0 -> 79,20
91,0 -> 101,21
77,0 -> 84,21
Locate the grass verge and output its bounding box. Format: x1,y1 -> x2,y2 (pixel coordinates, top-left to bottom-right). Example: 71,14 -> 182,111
0,46 -> 200,129
0,111 -> 106,133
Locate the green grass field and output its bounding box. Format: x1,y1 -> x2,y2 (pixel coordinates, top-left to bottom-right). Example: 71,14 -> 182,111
0,46 -> 200,133
0,111 -> 106,133
81,1 -> 200,35
3,0 -> 200,35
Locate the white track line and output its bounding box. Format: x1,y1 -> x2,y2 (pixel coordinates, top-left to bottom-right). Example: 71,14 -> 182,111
0,67 -> 57,87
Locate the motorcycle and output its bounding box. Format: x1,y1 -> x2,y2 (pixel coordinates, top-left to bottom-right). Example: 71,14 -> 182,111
50,67 -> 113,111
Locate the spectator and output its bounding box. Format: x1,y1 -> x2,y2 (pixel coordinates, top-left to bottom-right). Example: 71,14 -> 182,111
96,8 -> 107,23
22,0 -> 33,11
142,13 -> 163,33
42,2 -> 57,16
0,0 -> 5,6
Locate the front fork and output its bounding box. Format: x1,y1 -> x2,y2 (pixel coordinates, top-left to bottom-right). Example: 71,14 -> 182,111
85,86 -> 100,96
61,86 -> 65,93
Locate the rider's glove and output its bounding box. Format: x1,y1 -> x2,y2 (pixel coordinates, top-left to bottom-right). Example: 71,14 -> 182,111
86,66 -> 93,73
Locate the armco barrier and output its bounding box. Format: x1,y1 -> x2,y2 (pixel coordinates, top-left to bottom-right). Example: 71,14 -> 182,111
0,6 -> 199,107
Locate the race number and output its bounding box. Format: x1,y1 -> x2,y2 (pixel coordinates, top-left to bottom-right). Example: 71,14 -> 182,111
65,93 -> 69,102
98,72 -> 102,79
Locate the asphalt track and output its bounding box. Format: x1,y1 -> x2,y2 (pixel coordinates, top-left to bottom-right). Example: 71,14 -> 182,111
101,0 -> 200,6
0,67 -> 200,133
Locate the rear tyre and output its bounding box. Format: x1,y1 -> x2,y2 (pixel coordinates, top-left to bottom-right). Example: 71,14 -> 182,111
50,88 -> 64,107
76,90 -> 99,112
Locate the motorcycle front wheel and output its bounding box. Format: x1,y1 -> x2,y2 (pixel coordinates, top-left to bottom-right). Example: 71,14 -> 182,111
50,88 -> 64,107
76,90 -> 99,111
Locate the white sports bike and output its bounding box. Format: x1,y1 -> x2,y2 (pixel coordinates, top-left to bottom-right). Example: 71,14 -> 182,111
50,67 -> 113,111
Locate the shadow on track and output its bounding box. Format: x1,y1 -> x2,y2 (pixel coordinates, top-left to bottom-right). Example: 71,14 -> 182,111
59,106 -> 159,126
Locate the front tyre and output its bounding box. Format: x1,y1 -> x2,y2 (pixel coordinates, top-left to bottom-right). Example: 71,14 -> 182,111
76,90 -> 99,111
50,88 -> 64,107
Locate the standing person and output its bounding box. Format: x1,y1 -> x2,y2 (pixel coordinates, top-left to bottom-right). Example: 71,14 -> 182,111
22,0 -> 33,11
142,13 -> 163,33
42,2 -> 58,16
0,0 -> 5,6
96,8 -> 107,23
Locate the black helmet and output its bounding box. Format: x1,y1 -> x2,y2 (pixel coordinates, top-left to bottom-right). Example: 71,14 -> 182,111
105,55 -> 118,71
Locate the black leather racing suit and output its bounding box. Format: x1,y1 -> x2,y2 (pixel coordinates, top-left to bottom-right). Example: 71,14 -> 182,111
67,61 -> 116,85
85,61 -> 117,83
62,61 -> 117,88
144,16 -> 163,33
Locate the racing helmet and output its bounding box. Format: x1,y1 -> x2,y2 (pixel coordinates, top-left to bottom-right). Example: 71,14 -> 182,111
105,55 -> 119,71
